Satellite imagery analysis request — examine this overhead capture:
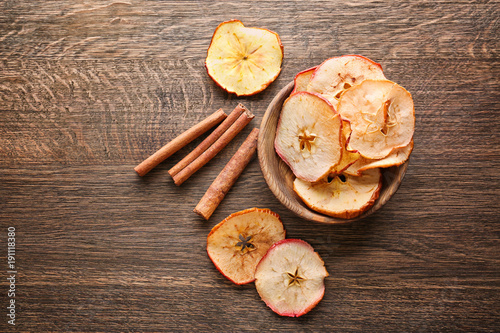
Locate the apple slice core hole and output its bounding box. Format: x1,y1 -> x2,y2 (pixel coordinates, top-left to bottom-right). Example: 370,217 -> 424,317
335,82 -> 353,100
287,267 -> 305,286
236,234 -> 256,253
298,131 -> 317,152
327,174 -> 347,183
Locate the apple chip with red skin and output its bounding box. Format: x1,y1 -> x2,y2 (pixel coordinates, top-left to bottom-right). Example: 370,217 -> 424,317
307,55 -> 386,108
207,208 -> 286,285
205,20 -> 283,96
345,140 -> 414,176
329,120 -> 361,175
294,168 -> 382,219
275,92 -> 343,182
255,239 -> 328,317
292,66 -> 316,93
338,80 -> 415,160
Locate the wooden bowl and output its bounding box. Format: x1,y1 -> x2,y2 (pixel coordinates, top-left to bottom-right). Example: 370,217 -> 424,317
257,81 -> 410,224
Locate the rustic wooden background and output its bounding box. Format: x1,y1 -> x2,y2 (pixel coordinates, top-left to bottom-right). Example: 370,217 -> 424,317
1,0 -> 499,331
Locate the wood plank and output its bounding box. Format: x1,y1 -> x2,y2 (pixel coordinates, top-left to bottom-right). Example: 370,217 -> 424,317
0,1 -> 497,60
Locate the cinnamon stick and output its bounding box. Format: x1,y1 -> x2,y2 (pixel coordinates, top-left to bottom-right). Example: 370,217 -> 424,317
194,128 -> 259,220
172,109 -> 255,186
168,104 -> 247,178
134,109 -> 227,177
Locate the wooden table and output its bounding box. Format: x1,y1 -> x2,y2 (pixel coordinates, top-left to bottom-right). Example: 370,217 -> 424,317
1,1 -> 498,331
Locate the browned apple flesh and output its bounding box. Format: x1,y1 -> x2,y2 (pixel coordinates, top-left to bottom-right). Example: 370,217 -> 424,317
338,80 -> 415,159
329,119 -> 361,175
345,140 -> 414,176
206,208 -> 286,285
294,168 -> 382,219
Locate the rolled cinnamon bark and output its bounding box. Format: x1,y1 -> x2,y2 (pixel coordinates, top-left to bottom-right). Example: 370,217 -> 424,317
194,128 -> 259,220
168,104 -> 247,178
134,109 -> 227,177
172,109 -> 254,186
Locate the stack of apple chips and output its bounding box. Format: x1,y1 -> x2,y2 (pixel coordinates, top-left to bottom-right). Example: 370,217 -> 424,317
275,55 -> 415,219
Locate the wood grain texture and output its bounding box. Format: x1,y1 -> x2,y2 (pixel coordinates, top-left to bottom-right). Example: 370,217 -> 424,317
0,0 -> 499,331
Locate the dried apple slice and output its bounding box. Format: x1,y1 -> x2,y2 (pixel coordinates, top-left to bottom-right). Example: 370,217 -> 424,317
307,55 -> 386,108
275,92 -> 342,182
292,66 -> 317,93
345,140 -> 414,176
207,208 -> 286,285
338,80 -> 415,160
330,120 -> 360,175
358,139 -> 413,171
205,20 -> 284,96
255,239 -> 328,317
343,157 -> 369,176
294,168 -> 382,219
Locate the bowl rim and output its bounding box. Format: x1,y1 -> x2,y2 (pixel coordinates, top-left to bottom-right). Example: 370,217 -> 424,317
257,80 -> 409,224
